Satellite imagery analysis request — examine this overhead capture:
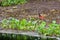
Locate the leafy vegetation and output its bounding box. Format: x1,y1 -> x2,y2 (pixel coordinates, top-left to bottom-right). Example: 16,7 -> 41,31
1,17 -> 38,31
0,17 -> 60,37
0,0 -> 27,6
37,20 -> 60,37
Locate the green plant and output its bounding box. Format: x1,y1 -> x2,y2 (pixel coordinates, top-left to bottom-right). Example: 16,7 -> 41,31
1,19 -> 9,28
37,21 -> 46,34
0,0 -> 27,6
0,17 -> 37,31
36,20 -> 60,37
1,17 -> 60,37
8,18 -> 20,29
47,21 -> 60,36
18,19 -> 27,30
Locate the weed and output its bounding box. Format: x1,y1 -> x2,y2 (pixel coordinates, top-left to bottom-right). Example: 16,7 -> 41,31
1,18 -> 60,37
0,0 -> 27,6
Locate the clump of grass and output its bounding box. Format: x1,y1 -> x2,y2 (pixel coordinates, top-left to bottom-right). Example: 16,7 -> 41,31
0,17 -> 60,37
0,0 -> 27,6
37,20 -> 60,37
0,17 -> 38,31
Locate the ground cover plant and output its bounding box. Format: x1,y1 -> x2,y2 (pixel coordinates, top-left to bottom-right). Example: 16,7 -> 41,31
0,0 -> 27,6
0,17 -> 60,37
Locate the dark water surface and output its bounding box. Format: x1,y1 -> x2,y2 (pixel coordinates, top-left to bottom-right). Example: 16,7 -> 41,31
0,34 -> 58,40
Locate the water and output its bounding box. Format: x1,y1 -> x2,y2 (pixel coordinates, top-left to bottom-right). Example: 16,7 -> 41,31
0,33 -> 58,40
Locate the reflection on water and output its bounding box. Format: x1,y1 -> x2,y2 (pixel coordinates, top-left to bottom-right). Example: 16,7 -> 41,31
0,33 -> 58,40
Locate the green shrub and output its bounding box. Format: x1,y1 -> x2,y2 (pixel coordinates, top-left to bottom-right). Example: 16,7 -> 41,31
0,0 -> 27,6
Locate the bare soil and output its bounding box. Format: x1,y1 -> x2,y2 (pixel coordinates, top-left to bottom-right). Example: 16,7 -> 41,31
0,1 -> 60,23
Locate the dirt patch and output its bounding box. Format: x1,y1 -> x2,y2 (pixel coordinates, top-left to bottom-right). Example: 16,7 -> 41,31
0,1 -> 60,23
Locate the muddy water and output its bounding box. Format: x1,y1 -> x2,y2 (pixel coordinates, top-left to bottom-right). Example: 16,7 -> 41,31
0,1 -> 60,23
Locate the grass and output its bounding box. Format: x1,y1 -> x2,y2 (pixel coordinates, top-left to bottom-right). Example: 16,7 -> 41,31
0,17 -> 38,31
0,0 -> 27,6
0,17 -> 60,37
37,20 -> 60,36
